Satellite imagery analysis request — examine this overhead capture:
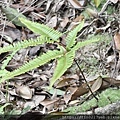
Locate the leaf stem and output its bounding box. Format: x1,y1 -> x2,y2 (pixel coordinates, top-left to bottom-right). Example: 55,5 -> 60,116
74,59 -> 98,101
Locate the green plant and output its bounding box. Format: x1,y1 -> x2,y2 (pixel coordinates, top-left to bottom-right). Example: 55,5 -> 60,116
64,88 -> 120,114
0,18 -> 102,88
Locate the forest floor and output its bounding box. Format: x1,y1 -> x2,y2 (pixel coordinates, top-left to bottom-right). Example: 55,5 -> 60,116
0,0 -> 120,120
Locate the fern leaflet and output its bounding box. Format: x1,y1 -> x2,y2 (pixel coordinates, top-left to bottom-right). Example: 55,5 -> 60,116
50,50 -> 75,88
71,35 -> 102,51
0,36 -> 54,54
66,21 -> 84,50
19,18 -> 62,41
1,50 -> 17,70
0,50 -> 63,83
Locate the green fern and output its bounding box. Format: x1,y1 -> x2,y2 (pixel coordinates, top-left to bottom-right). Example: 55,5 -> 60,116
0,36 -> 54,54
50,50 -> 75,88
0,50 -> 63,83
66,21 -> 84,50
0,18 -> 102,88
19,18 -> 62,41
71,35 -> 103,51
71,35 -> 102,51
1,50 -> 17,70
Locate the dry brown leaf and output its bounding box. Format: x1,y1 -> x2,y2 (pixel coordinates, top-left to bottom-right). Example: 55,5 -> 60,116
24,95 -> 46,109
60,17 -> 69,28
87,76 -> 103,97
73,15 -> 84,22
47,16 -> 58,28
64,86 -> 87,104
56,78 -> 74,88
68,22 -> 80,31
68,0 -> 82,9
40,98 -> 59,110
64,87 -> 78,104
114,32 -> 120,50
64,77 -> 120,103
16,86 -> 33,99
0,25 -> 21,42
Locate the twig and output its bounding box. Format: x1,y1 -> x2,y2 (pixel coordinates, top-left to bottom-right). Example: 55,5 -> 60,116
98,0 -> 110,15
74,59 -> 98,101
111,31 -> 118,77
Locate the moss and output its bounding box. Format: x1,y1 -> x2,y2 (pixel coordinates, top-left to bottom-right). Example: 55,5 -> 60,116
64,88 -> 120,114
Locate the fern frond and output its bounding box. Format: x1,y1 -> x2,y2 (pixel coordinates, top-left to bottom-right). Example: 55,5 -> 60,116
19,18 -> 62,41
0,69 -> 10,77
0,50 -> 63,83
0,36 -> 54,54
66,21 -> 84,50
50,50 -> 75,88
71,35 -> 102,51
1,50 -> 17,70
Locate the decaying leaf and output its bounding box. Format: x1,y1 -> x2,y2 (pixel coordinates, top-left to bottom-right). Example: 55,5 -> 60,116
56,78 -> 75,88
114,32 -> 120,50
24,95 -> 46,109
64,87 -> 78,104
86,8 -> 98,17
60,17 -> 69,28
68,0 -> 83,9
0,25 -> 21,41
40,98 -> 60,110
47,16 -> 58,28
87,76 -> 103,97
64,77 -> 120,103
16,86 -> 33,99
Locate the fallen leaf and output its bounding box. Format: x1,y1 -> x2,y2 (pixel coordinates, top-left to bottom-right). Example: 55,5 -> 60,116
106,55 -> 115,64
64,77 -> 120,102
16,86 -> 33,99
24,95 -> 46,109
73,15 -> 84,22
114,32 -> 120,50
64,86 -> 83,104
56,78 -> 74,88
0,25 -> 21,41
86,8 -> 98,18
87,76 -> 103,97
47,16 -> 58,28
60,17 -> 69,28
40,98 -> 59,110
68,0 -> 83,9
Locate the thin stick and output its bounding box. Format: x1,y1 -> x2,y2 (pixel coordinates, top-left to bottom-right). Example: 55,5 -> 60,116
74,59 -> 98,101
